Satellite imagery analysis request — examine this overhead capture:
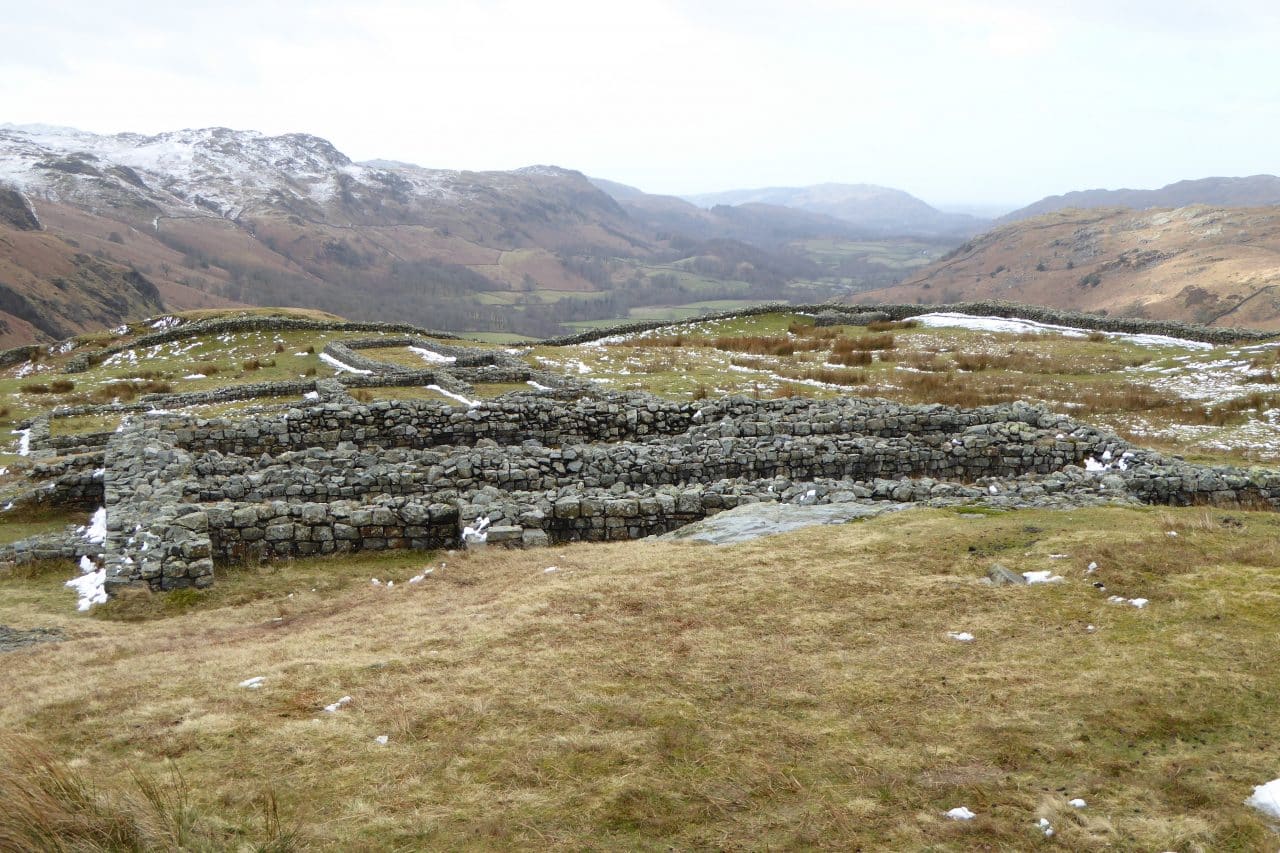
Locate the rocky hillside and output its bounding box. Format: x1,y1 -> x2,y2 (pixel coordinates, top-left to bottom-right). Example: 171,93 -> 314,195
855,205 -> 1280,329
1,125 -> 858,344
683,182 -> 986,238
1000,175 -> 1280,224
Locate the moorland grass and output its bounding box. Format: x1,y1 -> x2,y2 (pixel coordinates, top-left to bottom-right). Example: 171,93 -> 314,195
2,506 -> 1278,849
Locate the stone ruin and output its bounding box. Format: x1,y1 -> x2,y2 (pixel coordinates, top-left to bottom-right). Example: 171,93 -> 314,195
3,307 -> 1280,596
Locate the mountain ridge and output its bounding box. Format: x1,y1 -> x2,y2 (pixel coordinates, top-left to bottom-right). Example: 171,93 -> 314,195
682,182 -> 987,238
999,175 -> 1280,224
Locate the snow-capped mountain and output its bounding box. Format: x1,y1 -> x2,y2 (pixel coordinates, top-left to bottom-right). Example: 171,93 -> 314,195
0,124 -> 620,227
0,124 -> 654,345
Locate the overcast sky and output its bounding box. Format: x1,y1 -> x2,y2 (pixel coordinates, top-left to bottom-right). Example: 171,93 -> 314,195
3,0 -> 1278,209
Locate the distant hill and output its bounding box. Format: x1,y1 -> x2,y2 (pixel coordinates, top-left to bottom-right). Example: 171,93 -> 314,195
1000,175 -> 1280,224
855,205 -> 1280,330
589,177 -> 868,247
682,182 -> 987,238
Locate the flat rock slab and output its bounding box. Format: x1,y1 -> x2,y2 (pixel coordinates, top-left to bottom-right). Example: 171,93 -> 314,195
0,625 -> 63,653
660,501 -> 915,545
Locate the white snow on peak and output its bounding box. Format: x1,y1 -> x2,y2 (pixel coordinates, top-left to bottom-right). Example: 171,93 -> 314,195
515,164 -> 574,178
0,123 -> 516,219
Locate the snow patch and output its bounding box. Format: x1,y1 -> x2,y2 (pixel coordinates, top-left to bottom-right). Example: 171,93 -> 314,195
81,507 -> 107,544
1246,777 -> 1280,820
13,428 -> 30,456
915,312 -> 1214,350
944,806 -> 976,820
427,385 -> 479,407
318,352 -> 372,375
947,631 -> 975,642
239,676 -> 265,689
462,516 -> 490,544
66,556 -> 107,611
1023,570 -> 1063,584
408,345 -> 457,364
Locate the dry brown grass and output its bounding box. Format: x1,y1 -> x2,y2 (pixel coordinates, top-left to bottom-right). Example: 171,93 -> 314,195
833,332 -> 896,352
88,380 -> 173,404
0,734 -> 298,851
866,319 -> 920,332
776,365 -> 868,386
829,349 -> 873,367
2,506 -> 1278,849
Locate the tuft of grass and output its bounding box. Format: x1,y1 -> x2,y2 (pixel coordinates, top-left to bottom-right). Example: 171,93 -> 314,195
866,319 -> 920,332
0,733 -> 300,851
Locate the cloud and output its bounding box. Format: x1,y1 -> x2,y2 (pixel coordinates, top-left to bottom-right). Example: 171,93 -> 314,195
2,0 -> 1277,202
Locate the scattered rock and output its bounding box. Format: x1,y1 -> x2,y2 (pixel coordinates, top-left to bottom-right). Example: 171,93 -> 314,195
0,625 -> 63,653
987,563 -> 1025,586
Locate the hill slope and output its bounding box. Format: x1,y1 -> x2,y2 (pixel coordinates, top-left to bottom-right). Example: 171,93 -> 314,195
1000,175 -> 1280,224
684,182 -> 986,237
856,205 -> 1280,329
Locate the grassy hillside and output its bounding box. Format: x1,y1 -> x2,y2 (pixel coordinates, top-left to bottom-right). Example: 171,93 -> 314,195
2,506 -> 1278,849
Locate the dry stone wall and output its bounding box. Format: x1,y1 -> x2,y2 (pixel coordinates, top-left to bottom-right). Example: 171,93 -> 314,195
7,304 -> 1280,594
90,389 -> 1280,592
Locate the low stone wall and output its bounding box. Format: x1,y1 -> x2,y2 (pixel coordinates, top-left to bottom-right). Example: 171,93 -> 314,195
66,315 -> 465,373
543,301 -> 1276,347
0,529 -> 100,568
101,422 -> 213,593
206,497 -> 459,561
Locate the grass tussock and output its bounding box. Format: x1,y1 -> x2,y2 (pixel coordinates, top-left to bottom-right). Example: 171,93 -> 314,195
711,334 -> 829,356
866,319 -> 919,332
0,734 -> 299,851
828,349 -> 873,367
832,332 -> 895,352
89,380 -> 173,403
776,365 -> 868,386
787,320 -> 842,339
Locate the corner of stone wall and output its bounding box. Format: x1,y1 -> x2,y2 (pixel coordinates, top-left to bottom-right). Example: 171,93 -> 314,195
101,418 -> 213,593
